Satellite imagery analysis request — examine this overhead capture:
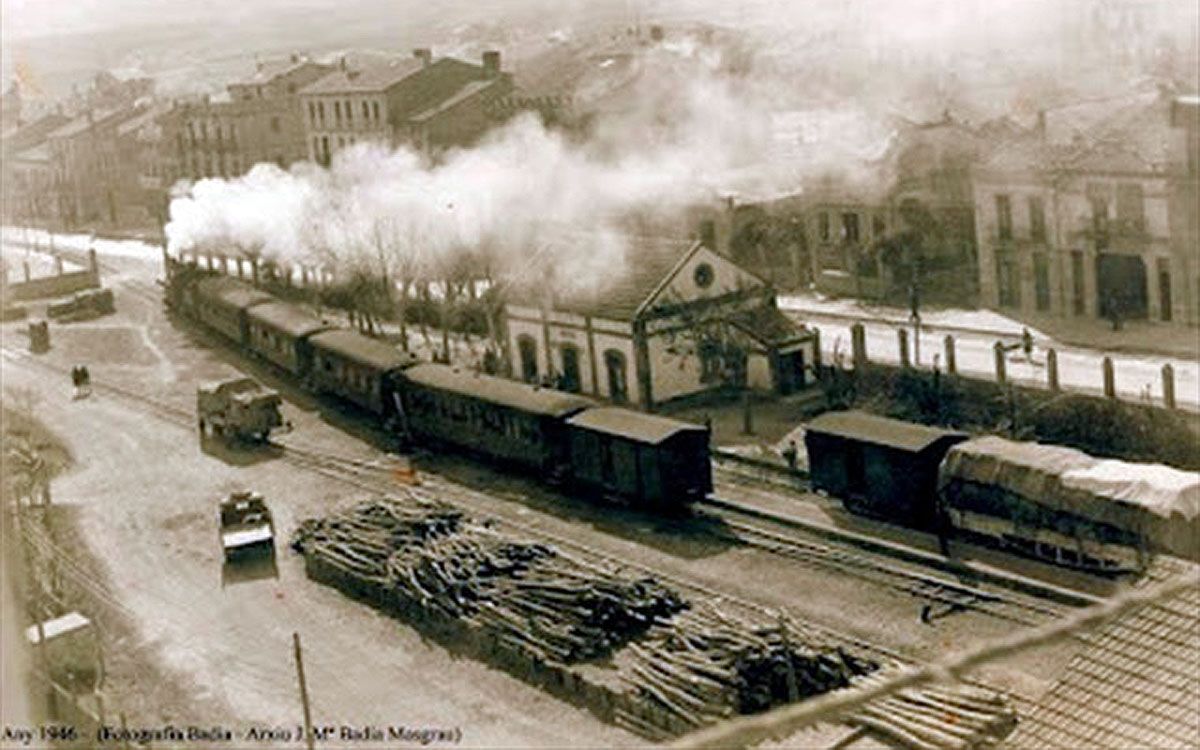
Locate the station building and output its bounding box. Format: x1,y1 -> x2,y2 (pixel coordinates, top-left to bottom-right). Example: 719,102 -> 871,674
503,236 -> 818,412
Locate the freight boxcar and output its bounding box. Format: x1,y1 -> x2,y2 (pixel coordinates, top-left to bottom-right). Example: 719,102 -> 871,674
564,407 -> 711,509
192,276 -> 274,345
399,363 -> 594,473
307,329 -> 418,416
245,300 -> 333,376
805,410 -> 967,527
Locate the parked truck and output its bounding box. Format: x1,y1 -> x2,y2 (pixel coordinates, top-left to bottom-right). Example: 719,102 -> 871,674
197,377 -> 282,443
219,490 -> 276,562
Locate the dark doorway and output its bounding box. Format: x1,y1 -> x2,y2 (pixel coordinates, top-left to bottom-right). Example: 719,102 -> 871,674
1158,259 -> 1172,322
604,350 -> 628,403
775,348 -> 807,395
1096,254 -> 1148,320
559,345 -> 581,392
517,335 -> 538,382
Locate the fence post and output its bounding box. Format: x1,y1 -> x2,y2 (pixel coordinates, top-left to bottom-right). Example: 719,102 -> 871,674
851,323 -> 867,370
810,327 -> 822,370
1102,356 -> 1116,399
1046,348 -> 1059,392
993,341 -> 1007,383
897,328 -> 910,368
1162,364 -> 1176,409
943,334 -> 956,375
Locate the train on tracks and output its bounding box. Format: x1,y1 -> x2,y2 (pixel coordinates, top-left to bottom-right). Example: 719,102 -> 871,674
163,260 -> 711,511
805,410 -> 1200,573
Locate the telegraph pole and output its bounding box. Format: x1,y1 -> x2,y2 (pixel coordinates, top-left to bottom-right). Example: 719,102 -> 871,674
293,632 -> 315,750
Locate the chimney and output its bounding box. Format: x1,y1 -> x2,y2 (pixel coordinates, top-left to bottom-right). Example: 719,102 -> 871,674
482,50 -> 501,78
413,48 -> 432,67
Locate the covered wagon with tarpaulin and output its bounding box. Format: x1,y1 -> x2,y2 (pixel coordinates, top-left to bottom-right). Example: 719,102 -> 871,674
804,410 -> 967,526
938,436 -> 1200,571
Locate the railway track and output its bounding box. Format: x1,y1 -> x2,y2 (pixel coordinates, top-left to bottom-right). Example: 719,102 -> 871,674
704,502 -> 1074,629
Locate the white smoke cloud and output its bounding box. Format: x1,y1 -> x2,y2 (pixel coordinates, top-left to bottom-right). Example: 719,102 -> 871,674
164,34 -> 807,294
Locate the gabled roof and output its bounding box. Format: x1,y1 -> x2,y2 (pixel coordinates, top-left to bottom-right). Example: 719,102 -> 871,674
299,59 -> 424,95
309,329 -> 418,372
806,410 -> 967,453
566,407 -> 705,445
403,363 -> 594,418
554,236 -> 701,321
1008,579 -> 1200,750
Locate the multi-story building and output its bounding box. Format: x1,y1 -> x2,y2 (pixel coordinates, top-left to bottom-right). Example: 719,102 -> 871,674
799,176 -> 892,298
46,106 -> 146,226
1168,95 -> 1199,326
1,111 -> 70,225
173,56 -> 334,181
974,92 -> 1198,327
299,49 -> 513,165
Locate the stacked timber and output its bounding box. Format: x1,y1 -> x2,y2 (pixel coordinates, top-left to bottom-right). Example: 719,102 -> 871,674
846,673 -> 1017,750
617,604 -> 877,732
293,495 -> 685,664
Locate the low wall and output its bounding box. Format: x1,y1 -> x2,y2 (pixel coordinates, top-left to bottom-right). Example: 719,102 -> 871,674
4,269 -> 100,302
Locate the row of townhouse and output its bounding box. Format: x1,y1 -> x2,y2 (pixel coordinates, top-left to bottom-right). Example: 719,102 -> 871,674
2,48 -> 515,231
975,94 -> 1199,327
712,90 -> 1198,330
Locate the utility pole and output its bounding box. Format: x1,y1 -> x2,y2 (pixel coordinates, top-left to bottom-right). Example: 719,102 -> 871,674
293,632 -> 315,750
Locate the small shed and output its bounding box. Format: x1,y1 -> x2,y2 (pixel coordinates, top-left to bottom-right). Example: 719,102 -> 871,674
805,410 -> 967,525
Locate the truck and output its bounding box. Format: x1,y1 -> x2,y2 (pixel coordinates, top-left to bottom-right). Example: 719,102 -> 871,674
219,490 -> 276,562
197,377 -> 283,443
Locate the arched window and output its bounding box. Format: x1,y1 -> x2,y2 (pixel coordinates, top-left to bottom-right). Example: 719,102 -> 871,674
604,349 -> 628,403
559,344 -> 581,393
517,335 -> 538,383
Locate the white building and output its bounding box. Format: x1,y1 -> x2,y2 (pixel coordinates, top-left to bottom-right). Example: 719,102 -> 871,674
503,236 -> 818,411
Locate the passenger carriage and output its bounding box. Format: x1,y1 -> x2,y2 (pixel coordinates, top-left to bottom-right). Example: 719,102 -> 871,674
191,276 -> 274,345
398,363 -> 594,474
307,329 -> 418,417
244,301 -> 333,376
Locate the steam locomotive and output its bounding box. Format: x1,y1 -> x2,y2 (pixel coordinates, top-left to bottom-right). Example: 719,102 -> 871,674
805,410 -> 1200,573
164,259 -> 712,511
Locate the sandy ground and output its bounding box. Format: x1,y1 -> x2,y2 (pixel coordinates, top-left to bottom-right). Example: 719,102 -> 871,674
0,248 -> 1086,748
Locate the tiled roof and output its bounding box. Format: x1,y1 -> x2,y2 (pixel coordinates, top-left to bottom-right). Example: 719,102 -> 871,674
408,79 -> 500,123
1007,579 -> 1200,750
728,305 -> 810,348
47,107 -> 140,140
299,59 -> 424,95
555,236 -> 699,321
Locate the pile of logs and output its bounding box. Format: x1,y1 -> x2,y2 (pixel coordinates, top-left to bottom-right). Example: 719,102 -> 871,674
293,495 -> 686,664
621,605 -> 878,731
846,673 -> 1017,750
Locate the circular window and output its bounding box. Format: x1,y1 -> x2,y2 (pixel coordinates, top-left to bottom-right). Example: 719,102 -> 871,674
693,262 -> 714,288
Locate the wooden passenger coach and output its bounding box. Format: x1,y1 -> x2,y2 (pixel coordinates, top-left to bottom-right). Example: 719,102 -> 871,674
399,364 -> 594,472
565,407 -> 711,509
805,410 -> 967,526
244,301 -> 333,375
191,276 -> 274,345
307,329 -> 418,415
